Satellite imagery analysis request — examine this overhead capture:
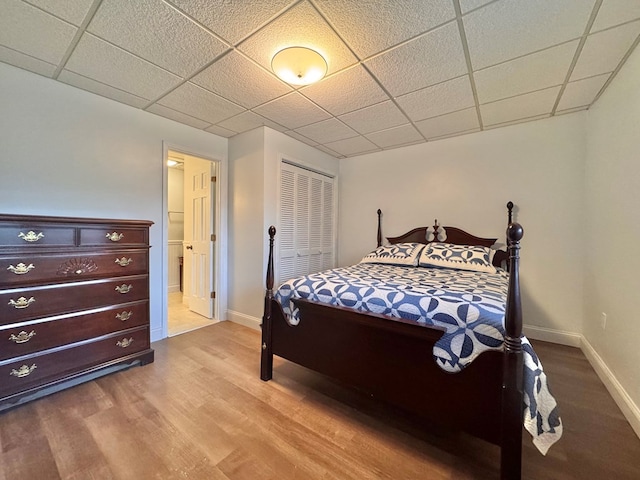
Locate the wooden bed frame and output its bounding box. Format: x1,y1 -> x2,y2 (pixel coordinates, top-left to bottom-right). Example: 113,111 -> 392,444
260,202 -> 524,480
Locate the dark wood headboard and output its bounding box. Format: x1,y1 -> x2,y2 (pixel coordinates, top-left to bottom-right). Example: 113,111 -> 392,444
376,202 -> 514,269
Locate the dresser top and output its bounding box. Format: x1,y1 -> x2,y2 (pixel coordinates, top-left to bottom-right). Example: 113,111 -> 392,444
0,213 -> 153,227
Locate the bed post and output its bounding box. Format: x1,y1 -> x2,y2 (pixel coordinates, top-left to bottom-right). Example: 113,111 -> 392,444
377,209 -> 383,247
260,226 -> 276,381
500,220 -> 524,480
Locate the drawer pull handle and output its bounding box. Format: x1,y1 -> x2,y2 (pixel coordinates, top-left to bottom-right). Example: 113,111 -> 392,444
7,263 -> 35,275
116,337 -> 134,348
9,330 -> 36,344
106,232 -> 124,242
8,296 -> 35,309
116,311 -> 133,321
10,364 -> 37,378
18,231 -> 44,243
115,284 -> 132,294
115,257 -> 133,267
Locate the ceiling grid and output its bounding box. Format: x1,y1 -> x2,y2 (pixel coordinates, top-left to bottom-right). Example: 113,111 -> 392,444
2,0 -> 639,158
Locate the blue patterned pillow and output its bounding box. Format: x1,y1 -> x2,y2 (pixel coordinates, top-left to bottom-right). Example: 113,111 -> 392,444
418,242 -> 497,273
360,242 -> 425,266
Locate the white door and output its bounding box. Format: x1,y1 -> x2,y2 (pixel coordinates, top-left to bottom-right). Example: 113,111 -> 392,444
183,156 -> 214,318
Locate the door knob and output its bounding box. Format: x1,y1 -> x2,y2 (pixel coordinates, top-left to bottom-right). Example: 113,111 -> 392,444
186,245 -> 193,250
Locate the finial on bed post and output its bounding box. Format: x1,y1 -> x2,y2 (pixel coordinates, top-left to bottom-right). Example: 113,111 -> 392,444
260,226 -> 276,381
507,201 -> 514,225
432,219 -> 440,242
500,221 -> 524,480
377,209 -> 382,247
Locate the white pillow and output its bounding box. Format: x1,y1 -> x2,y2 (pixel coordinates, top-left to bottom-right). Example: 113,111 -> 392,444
360,242 -> 425,266
418,242 -> 497,273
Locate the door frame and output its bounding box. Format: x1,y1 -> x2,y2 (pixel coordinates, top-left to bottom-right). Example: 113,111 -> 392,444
161,141 -> 227,339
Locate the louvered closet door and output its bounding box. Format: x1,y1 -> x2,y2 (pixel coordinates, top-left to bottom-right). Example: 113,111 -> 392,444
279,162 -> 335,285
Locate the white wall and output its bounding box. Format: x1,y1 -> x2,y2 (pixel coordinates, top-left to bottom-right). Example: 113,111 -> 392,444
227,127 -> 339,327
584,45 -> 640,417
228,128 -> 266,323
0,63 -> 227,341
338,113 -> 587,337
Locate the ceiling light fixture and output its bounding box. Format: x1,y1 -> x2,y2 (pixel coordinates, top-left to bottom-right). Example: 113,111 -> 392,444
271,46 -> 327,86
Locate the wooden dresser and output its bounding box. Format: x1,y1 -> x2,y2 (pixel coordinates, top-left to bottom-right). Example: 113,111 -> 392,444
0,214 -> 154,410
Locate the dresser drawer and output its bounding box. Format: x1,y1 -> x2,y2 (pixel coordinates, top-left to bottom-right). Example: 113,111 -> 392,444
0,300 -> 149,361
0,250 -> 149,287
0,326 -> 149,398
0,275 -> 149,326
80,226 -> 148,247
0,224 -> 75,247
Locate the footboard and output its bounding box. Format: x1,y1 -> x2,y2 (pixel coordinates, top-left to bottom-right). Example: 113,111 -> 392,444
268,296 -> 505,444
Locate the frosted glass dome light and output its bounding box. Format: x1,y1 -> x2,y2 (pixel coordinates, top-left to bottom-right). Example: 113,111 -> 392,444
271,47 -> 328,86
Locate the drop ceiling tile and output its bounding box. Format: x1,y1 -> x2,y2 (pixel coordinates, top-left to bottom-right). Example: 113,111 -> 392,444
485,113 -> 550,129
167,0 -> 293,44
218,111 -> 286,133
0,45 -> 57,77
459,0 -> 495,14
59,70 -> 149,108
314,0 -> 455,59
571,20 -> 640,80
314,144 -> 341,158
65,33 -> 182,100
294,118 -> 358,144
191,51 -> 291,109
87,0 -> 227,78
323,136 -> 379,157
0,0 -> 77,65
284,130 -> 319,146
366,124 -> 423,149
205,124 -> 237,137
415,107 -> 480,139
481,86 -> 561,126
429,127 -> 481,141
591,0 -> 640,32
237,1 -> 357,77
338,101 -> 409,135
300,65 -> 388,116
475,40 -> 578,104
146,104 -> 212,129
557,73 -> 610,110
253,92 -> 331,130
25,0 -> 94,26
556,106 -> 589,116
158,82 -> 245,124
464,0 -> 594,69
365,21 -> 467,97
396,76 -> 475,122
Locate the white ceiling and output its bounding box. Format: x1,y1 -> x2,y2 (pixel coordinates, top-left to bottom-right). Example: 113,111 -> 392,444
2,0 -> 639,158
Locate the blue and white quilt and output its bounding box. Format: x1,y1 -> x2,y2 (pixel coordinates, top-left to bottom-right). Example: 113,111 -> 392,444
275,262 -> 562,454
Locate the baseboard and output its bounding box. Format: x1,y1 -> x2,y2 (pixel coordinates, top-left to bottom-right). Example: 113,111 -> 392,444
580,337 -> 640,440
227,310 -> 261,331
523,324 -> 582,347
168,285 -> 180,293
150,326 -> 163,343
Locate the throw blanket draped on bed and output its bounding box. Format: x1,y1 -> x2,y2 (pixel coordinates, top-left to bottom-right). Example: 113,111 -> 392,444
275,263 -> 562,455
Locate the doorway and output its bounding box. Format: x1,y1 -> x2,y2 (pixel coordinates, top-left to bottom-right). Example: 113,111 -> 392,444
166,149 -> 218,336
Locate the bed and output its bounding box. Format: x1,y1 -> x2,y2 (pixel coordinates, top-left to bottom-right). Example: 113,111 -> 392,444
259,202 -> 561,480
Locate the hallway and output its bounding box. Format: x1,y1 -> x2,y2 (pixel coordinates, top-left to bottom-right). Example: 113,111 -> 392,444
168,291 -> 215,337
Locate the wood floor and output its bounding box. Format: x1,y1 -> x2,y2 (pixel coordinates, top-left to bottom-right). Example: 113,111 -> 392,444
1,321 -> 639,479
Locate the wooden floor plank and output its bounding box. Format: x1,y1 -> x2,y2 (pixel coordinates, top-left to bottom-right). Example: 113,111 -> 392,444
1,322 -> 639,479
